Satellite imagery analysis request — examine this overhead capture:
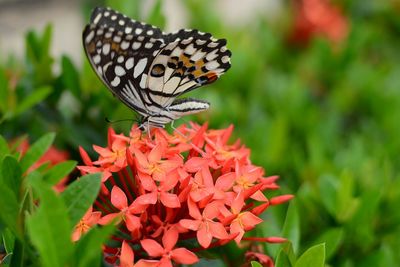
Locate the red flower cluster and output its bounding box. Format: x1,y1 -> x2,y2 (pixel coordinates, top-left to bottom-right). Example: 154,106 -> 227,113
77,123 -> 292,266
289,0 -> 349,45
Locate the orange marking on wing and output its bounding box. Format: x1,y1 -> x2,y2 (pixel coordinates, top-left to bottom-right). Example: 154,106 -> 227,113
206,73 -> 218,83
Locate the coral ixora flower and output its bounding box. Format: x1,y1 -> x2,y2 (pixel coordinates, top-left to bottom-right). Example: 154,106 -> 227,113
77,123 -> 293,266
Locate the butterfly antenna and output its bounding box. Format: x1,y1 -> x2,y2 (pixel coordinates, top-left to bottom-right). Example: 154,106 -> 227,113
105,117 -> 136,124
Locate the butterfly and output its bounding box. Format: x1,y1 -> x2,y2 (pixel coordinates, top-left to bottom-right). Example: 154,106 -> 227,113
83,7 -> 231,130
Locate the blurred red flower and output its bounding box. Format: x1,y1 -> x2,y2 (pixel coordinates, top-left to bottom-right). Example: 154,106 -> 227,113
289,0 -> 349,45
15,139 -> 70,192
77,123 -> 293,266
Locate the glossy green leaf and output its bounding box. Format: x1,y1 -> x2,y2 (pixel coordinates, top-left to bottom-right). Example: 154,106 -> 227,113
2,227 -> 15,252
0,176 -> 20,237
295,243 -> 325,267
61,56 -> 81,98
14,86 -> 52,116
75,224 -> 114,267
0,135 -> 9,157
314,228 -> 344,260
276,242 -> 296,267
282,201 -> 300,253
43,160 -> 76,185
20,132 -> 55,173
251,261 -> 263,267
61,173 -> 101,226
275,248 -> 293,267
1,156 -> 22,197
26,181 -> 73,267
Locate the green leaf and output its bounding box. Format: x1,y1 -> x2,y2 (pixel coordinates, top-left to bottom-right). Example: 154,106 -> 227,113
0,135 -> 10,157
61,173 -> 101,226
318,174 -> 338,217
275,242 -> 296,267
0,68 -> 8,113
14,86 -> 52,116
251,261 -> 263,267
275,249 -> 293,267
314,228 -> 344,260
43,160 -> 76,185
0,162 -> 21,237
1,156 -> 22,197
20,132 -> 55,173
26,181 -> 73,267
282,201 -> 300,253
61,56 -> 81,98
75,224 -> 115,267
295,243 -> 325,267
2,227 -> 15,251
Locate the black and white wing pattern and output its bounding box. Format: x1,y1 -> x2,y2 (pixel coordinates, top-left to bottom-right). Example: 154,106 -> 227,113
83,7 -> 231,129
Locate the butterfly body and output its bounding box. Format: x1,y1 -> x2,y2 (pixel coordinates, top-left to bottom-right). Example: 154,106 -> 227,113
83,7 -> 231,130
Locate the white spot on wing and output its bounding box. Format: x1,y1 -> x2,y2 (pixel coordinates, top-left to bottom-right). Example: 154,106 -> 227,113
135,28 -> 143,34
119,20 -> 125,26
93,54 -> 101,64
125,27 -> 132,34
132,42 -> 141,50
125,58 -> 134,69
191,50 -> 206,61
134,58 -> 148,78
111,15 -> 117,20
111,76 -> 120,86
115,65 -> 126,76
208,42 -> 218,48
102,43 -> 110,55
105,32 -> 112,38
121,41 -> 129,50
205,61 -> 219,70
140,74 -> 148,89
222,56 -> 230,63
147,30 -> 154,35
206,49 -> 219,61
196,39 -> 206,45
85,31 -> 95,44
184,44 -> 196,55
93,13 -> 102,24
145,42 -> 153,49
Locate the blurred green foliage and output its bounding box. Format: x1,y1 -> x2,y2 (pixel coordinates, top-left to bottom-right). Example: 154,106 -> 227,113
1,0 -> 400,266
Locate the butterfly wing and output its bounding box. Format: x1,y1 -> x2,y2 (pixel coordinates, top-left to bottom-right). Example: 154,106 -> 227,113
89,7 -> 165,39
83,10 -> 167,116
145,31 -> 232,108
83,7 -> 232,128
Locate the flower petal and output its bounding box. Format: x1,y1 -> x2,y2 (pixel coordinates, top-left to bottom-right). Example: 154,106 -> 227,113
171,248 -> 199,264
179,219 -> 201,231
197,225 -> 213,248
136,192 -> 157,205
120,241 -> 134,267
140,239 -> 164,257
148,144 -> 163,163
111,186 -> 128,210
162,228 -> 178,251
160,192 -> 181,208
208,221 -> 229,240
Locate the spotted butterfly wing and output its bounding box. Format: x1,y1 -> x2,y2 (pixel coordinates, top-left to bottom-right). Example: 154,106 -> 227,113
83,7 -> 231,128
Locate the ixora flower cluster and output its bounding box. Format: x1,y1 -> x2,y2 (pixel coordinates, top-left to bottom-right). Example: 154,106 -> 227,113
76,123 -> 293,267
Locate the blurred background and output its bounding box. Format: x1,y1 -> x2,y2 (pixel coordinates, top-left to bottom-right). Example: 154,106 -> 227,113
1,0 -> 400,266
